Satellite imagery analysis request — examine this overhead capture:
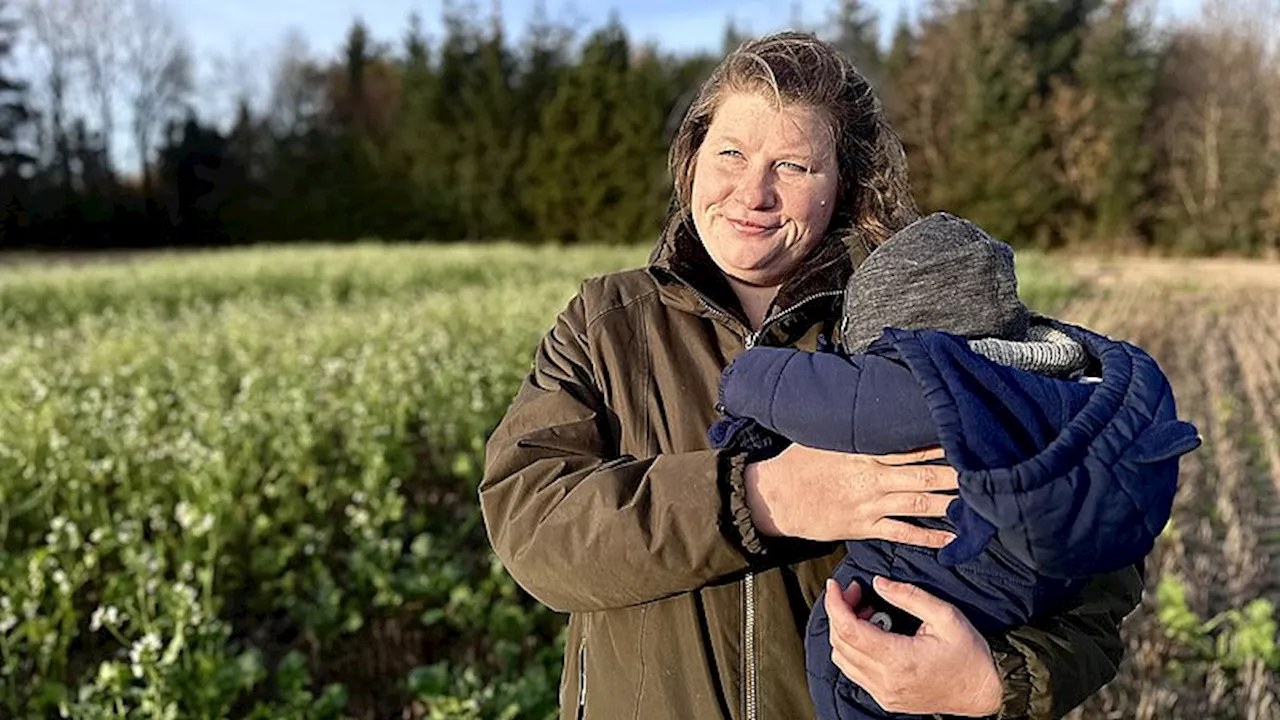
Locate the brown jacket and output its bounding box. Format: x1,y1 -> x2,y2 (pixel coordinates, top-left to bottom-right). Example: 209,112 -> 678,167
480,229 -> 1143,720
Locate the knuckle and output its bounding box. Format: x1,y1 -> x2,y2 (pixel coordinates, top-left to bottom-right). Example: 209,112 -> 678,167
911,494 -> 930,515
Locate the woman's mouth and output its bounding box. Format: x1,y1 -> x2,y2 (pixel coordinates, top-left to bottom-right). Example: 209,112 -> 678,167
726,217 -> 779,236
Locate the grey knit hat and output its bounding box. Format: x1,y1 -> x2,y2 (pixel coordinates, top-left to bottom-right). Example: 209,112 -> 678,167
840,212 -> 1031,353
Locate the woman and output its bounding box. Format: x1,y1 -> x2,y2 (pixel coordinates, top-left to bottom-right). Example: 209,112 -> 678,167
480,32 -> 1142,720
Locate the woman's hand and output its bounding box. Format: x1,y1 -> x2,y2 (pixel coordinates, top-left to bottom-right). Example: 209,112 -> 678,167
825,576 -> 1003,717
744,444 -> 958,547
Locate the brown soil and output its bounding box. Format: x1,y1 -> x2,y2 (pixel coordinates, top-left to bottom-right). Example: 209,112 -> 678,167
1061,258 -> 1280,720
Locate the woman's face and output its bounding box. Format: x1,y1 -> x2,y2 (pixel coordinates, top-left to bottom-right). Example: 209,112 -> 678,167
691,92 -> 839,288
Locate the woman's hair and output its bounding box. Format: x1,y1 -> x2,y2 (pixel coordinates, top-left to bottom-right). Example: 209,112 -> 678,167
664,31 -> 919,254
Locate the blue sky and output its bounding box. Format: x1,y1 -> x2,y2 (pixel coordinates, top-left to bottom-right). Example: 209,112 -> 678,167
174,0 -> 1199,69
176,0 -> 893,62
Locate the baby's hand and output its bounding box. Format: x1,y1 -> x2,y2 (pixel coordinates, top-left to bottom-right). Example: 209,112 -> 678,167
849,582 -> 922,635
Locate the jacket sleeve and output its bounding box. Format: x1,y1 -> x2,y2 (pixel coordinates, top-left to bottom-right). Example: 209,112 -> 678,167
987,562 -> 1143,720
719,347 -> 937,455
480,288 -> 813,614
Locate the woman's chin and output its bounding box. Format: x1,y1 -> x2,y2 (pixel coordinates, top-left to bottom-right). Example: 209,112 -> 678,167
721,261 -> 784,287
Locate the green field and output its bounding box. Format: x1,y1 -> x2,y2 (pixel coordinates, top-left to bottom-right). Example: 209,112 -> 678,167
6,243 -> 1249,720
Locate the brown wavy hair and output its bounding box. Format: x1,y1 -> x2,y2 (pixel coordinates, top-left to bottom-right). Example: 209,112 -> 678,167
663,31 -> 919,255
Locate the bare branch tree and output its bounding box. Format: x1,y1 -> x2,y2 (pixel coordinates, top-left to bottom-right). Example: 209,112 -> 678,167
204,44 -> 270,132
120,0 -> 191,200
65,0 -> 123,171
21,0 -> 80,189
267,30 -> 326,138
1154,0 -> 1279,253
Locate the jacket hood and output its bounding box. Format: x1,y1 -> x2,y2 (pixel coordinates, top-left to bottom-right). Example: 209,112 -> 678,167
882,321 -> 1201,579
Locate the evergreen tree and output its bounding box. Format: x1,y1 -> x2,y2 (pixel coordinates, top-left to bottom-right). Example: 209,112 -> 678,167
156,114 -> 228,244
520,20 -> 673,244
827,0 -> 883,87
721,17 -> 748,56
220,99 -> 271,242
387,11 -> 449,240
1048,0 -> 1161,246
434,4 -> 526,239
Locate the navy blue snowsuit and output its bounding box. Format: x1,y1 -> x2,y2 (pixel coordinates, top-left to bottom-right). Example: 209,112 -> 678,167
710,322 -> 1200,720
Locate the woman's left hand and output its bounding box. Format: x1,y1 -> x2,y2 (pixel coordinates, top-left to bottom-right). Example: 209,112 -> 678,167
824,576 -> 1003,717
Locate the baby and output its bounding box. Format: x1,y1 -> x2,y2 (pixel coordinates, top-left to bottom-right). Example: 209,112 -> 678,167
710,212 -> 1199,720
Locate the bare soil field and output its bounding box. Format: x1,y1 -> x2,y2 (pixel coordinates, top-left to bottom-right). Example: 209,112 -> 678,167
1062,257 -> 1280,720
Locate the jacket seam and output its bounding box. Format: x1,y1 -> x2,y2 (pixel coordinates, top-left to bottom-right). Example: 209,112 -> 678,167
582,284 -> 660,333
578,283 -> 660,412
641,308 -> 652,451
631,606 -> 651,720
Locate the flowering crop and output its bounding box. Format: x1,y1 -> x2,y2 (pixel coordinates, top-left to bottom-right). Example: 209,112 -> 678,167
0,243 -> 642,719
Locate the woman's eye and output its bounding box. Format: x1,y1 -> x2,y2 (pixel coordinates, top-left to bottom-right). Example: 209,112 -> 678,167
718,149 -> 743,158
778,161 -> 809,173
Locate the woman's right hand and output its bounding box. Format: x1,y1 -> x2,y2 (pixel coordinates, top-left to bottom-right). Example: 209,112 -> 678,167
743,444 -> 958,547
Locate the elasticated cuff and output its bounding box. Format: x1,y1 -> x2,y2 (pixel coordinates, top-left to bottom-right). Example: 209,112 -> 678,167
720,450 -> 768,558
987,633 -> 1032,719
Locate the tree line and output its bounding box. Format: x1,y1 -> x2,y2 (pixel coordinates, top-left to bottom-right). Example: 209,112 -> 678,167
0,0 -> 1277,255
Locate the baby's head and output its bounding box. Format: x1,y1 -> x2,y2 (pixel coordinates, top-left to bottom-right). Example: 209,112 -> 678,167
840,212 -> 1030,353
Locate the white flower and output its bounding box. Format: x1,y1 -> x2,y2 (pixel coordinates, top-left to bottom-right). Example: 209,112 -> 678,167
194,513 -> 214,536
175,502 -> 214,537
0,597 -> 16,634
129,632 -> 163,677
175,583 -> 198,605
90,605 -> 122,632
97,661 -> 120,685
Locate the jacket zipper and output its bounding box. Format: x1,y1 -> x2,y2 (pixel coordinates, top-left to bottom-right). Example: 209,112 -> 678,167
745,290 -> 845,348
663,270 -> 843,350
739,290 -> 842,720
664,273 -> 843,720
576,637 -> 587,719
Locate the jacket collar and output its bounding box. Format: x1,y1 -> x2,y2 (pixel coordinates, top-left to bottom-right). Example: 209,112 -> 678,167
646,215 -> 863,333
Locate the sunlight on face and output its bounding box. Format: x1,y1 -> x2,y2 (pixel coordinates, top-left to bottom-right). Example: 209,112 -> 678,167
690,92 -> 839,288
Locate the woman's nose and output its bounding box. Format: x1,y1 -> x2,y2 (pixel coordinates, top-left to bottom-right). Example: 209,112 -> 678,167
733,166 -> 776,210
